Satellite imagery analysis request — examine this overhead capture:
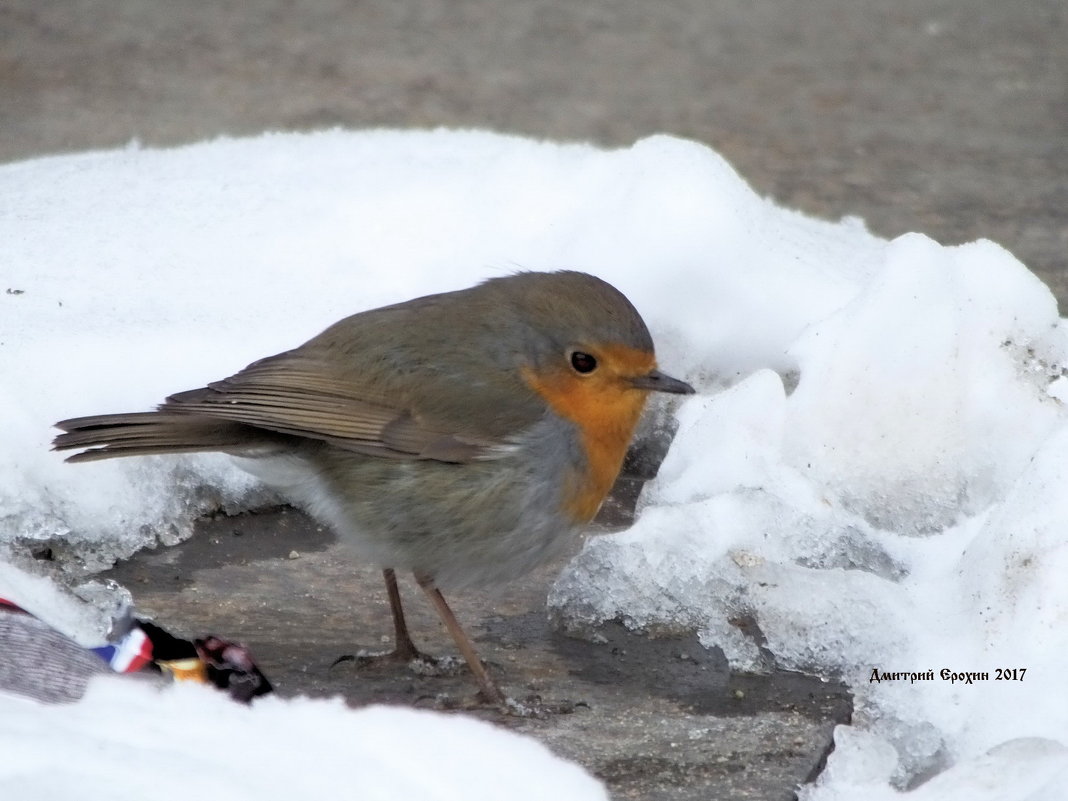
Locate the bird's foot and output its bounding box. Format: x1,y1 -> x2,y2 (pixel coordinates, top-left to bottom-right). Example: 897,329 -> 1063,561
330,647 -> 467,678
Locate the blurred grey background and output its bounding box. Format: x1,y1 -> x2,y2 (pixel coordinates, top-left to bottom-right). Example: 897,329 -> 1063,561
2,0 -> 1065,301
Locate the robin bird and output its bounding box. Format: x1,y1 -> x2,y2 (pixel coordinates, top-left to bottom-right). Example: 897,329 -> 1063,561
52,270 -> 694,707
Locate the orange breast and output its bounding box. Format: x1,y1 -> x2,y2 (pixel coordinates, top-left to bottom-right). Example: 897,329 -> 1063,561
522,345 -> 655,523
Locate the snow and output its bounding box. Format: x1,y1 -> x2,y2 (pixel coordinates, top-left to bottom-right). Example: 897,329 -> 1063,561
2,129 -> 1067,799
0,561 -> 115,646
0,678 -> 607,801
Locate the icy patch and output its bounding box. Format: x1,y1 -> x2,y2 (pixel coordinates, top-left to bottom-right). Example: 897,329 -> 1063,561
802,728 -> 1068,801
783,235 -> 1063,534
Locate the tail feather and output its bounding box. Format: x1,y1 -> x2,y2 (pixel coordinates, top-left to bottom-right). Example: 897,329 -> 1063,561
52,412 -> 275,463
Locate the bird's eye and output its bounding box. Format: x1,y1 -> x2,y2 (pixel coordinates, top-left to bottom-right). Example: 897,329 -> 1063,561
570,351 -> 597,374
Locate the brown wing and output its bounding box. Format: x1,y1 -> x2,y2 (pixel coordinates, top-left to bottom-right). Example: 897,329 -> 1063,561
56,287 -> 552,464
157,350 -> 505,462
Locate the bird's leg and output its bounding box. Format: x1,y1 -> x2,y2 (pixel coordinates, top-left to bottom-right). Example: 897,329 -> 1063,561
332,568 -> 441,668
414,571 -> 507,706
382,567 -> 422,661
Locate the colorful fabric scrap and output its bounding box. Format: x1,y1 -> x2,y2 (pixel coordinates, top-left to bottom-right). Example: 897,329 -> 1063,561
0,595 -> 272,703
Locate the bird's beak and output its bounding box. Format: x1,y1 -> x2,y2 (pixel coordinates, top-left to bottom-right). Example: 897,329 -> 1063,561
629,368 -> 695,395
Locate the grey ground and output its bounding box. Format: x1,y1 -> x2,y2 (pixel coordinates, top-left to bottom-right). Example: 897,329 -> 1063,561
3,2 -> 1065,799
